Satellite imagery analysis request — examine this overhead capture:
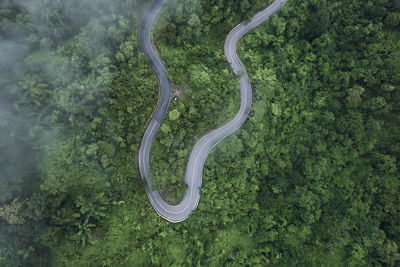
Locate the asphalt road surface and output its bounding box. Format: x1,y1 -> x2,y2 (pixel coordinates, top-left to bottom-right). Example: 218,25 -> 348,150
138,0 -> 288,223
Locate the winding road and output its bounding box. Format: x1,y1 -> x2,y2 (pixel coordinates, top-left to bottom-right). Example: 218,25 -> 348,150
138,0 -> 288,223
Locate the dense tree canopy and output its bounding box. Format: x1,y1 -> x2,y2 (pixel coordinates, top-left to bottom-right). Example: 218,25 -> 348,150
0,0 -> 399,266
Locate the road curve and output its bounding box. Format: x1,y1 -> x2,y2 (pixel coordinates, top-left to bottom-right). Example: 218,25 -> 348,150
138,0 -> 288,223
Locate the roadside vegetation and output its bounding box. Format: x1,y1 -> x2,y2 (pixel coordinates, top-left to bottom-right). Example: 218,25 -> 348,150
0,0 -> 399,266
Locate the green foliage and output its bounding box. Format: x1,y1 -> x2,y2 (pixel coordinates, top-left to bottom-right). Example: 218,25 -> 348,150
0,0 -> 399,266
0,198 -> 25,225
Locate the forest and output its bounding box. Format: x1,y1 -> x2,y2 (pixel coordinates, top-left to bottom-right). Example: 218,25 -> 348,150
0,0 -> 399,265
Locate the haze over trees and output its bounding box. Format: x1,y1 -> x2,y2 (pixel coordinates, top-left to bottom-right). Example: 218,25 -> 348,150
0,0 -> 399,266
